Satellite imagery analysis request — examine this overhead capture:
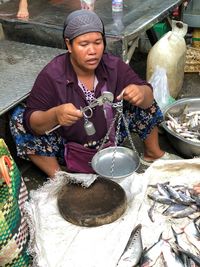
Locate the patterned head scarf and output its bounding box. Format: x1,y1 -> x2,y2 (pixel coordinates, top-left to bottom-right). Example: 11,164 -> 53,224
63,10 -> 104,40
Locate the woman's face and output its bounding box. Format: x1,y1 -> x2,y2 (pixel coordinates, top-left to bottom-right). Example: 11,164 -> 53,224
66,32 -> 104,73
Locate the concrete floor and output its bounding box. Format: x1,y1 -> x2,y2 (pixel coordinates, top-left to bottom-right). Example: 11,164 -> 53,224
15,50 -> 200,191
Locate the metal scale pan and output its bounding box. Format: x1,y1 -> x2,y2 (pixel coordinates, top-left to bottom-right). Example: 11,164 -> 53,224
91,146 -> 140,179
91,96 -> 140,179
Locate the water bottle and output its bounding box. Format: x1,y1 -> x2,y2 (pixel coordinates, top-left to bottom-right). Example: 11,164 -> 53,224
112,0 -> 123,12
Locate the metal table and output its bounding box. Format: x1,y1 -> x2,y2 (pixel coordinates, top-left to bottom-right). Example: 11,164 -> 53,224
0,39 -> 64,115
0,0 -> 183,63
182,0 -> 200,27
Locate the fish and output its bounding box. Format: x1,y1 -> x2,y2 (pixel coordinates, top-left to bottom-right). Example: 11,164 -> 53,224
175,244 -> 200,266
148,193 -> 175,205
148,200 -> 156,222
177,191 -> 196,205
166,110 -> 200,143
171,206 -> 198,219
148,182 -> 170,189
157,183 -> 171,198
183,221 -> 200,252
140,233 -> 164,267
171,226 -> 199,257
194,215 -> 200,232
165,185 -> 198,206
161,240 -> 184,267
163,203 -> 188,216
165,185 -> 186,204
148,183 -> 200,220
170,242 -> 193,267
117,224 -> 143,267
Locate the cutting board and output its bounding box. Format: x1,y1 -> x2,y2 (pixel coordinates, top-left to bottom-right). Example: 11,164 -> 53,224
57,177 -> 127,227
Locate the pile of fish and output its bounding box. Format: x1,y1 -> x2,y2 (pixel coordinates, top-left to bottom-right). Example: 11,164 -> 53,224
116,182 -> 200,266
165,110 -> 200,143
117,217 -> 200,267
147,182 -> 200,221
140,216 -> 200,267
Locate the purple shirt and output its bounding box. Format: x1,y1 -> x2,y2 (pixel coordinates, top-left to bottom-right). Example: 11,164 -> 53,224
24,52 -> 151,144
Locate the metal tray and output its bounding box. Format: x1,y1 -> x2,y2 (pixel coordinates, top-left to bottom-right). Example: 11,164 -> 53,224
91,146 -> 140,179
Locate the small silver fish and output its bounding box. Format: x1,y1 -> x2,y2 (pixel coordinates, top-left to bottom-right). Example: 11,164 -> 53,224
171,226 -> 198,256
148,193 -> 175,205
117,224 -> 143,267
194,215 -> 200,232
140,233 -> 164,267
163,203 -> 187,216
165,185 -> 184,204
161,240 -> 184,267
171,206 -> 198,219
157,183 -> 170,198
184,221 -> 200,252
148,200 -> 156,222
175,244 -> 200,266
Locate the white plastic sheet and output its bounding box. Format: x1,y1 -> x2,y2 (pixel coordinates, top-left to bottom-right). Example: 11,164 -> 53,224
25,171 -> 149,267
25,158 -> 200,266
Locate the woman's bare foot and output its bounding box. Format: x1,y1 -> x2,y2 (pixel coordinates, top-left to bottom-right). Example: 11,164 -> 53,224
17,0 -> 29,19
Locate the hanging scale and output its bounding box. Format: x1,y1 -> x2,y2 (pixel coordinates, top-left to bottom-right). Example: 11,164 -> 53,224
92,100 -> 140,179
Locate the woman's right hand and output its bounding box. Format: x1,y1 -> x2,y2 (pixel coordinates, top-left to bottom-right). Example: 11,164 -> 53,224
55,103 -> 83,126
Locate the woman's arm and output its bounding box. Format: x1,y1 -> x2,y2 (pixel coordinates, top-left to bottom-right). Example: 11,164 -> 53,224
114,56 -> 154,109
29,103 -> 83,135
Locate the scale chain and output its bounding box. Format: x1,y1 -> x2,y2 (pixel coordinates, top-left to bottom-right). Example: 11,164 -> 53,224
97,100 -> 123,152
98,100 -> 139,178
97,111 -> 119,152
121,113 -> 138,155
110,105 -> 123,178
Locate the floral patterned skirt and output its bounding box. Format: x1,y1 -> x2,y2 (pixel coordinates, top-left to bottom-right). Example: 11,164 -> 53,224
9,101 -> 163,161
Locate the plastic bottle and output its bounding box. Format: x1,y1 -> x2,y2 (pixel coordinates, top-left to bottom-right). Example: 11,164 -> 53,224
146,20 -> 188,99
112,0 -> 123,12
112,9 -> 124,32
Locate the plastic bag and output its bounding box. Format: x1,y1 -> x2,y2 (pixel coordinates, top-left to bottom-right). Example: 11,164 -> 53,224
146,20 -> 188,99
148,66 -> 175,111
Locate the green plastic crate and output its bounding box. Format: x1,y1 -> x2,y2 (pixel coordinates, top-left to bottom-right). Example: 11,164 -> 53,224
153,22 -> 171,39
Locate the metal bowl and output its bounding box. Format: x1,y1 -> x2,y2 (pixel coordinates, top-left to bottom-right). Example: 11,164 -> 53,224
91,146 -> 140,179
161,98 -> 200,158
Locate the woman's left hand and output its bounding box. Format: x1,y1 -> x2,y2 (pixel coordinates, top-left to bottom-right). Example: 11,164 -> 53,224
117,84 -> 153,108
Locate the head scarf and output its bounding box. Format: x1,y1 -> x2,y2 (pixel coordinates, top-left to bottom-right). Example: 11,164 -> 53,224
63,9 -> 104,40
